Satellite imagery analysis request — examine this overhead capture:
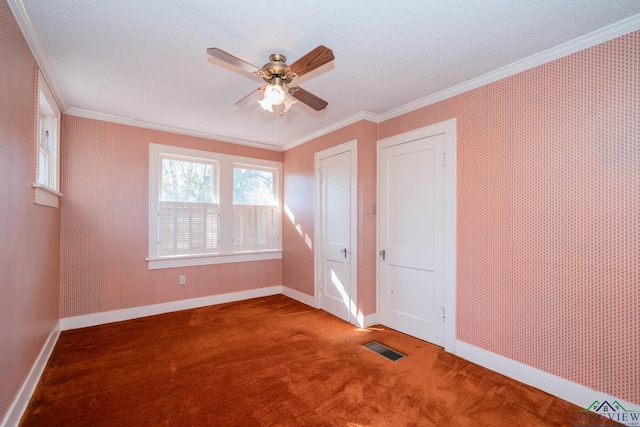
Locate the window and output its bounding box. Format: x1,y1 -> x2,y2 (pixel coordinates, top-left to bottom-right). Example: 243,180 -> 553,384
158,156 -> 219,257
148,144 -> 281,269
33,70 -> 62,207
233,166 -> 279,251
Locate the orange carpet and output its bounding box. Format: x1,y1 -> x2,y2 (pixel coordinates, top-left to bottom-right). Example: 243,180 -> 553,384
21,295 -> 619,426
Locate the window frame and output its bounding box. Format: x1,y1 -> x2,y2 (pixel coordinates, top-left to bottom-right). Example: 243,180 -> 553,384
33,69 -> 62,208
232,163 -> 280,252
158,153 -> 220,257
147,143 -> 282,270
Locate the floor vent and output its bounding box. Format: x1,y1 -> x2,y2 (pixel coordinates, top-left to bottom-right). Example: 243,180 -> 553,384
364,341 -> 406,361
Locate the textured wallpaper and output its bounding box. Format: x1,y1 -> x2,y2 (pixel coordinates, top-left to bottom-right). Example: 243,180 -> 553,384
282,121 -> 378,316
3,0 -> 637,418
0,2 -> 60,421
60,116 -> 283,318
380,31 -> 639,405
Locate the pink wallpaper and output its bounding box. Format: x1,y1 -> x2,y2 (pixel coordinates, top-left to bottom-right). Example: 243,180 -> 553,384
282,121 -> 378,316
2,0 -> 637,416
60,115 -> 282,318
0,2 -> 60,421
356,121 -> 379,316
379,31 -> 639,405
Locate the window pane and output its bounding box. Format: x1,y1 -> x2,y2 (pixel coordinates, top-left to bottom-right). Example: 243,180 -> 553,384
162,158 -> 214,203
233,168 -> 274,205
37,115 -> 54,187
37,150 -> 49,186
39,118 -> 51,151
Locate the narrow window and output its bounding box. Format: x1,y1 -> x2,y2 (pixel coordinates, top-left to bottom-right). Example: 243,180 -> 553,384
158,156 -> 219,256
34,70 -> 61,207
233,166 -> 279,251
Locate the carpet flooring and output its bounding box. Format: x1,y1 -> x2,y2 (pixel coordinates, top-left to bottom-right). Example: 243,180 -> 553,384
20,295 -> 620,426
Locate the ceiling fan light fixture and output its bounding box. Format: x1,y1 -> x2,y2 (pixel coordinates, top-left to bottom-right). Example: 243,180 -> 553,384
282,92 -> 297,113
259,79 -> 297,114
258,83 -> 285,112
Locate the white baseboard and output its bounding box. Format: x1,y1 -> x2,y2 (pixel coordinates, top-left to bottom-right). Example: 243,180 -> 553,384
279,287 -> 378,329
363,313 -> 378,328
2,321 -> 60,427
281,286 -> 316,307
455,340 -> 639,425
59,286 -> 282,330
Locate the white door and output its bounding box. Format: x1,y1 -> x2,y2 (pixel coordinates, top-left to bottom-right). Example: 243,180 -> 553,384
315,143 -> 357,323
378,133 -> 446,345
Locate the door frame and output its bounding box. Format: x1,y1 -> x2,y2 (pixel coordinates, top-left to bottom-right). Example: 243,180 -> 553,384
376,119 -> 457,352
314,139 -> 359,325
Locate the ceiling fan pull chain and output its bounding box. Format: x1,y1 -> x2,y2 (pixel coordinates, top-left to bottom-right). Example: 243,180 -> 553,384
275,104 -> 280,145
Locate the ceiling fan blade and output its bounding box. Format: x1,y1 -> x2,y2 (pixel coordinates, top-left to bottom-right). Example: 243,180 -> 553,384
234,87 -> 265,108
288,45 -> 334,78
207,48 -> 260,75
291,86 -> 328,111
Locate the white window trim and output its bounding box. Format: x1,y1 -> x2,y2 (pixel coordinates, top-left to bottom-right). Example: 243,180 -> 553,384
147,251 -> 282,270
34,70 -> 62,208
232,163 -> 279,252
147,143 -> 282,269
157,153 -> 220,257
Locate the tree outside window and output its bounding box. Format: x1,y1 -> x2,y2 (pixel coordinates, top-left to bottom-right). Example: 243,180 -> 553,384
233,167 -> 275,206
162,158 -> 215,203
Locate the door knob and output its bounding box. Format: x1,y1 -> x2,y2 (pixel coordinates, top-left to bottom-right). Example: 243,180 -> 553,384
379,249 -> 386,261
340,248 -> 347,258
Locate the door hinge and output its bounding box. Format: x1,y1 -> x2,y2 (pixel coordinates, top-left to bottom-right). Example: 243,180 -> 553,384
442,152 -> 447,167
440,307 -> 446,320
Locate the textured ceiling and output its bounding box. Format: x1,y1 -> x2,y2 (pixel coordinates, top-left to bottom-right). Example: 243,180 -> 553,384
19,0 -> 640,150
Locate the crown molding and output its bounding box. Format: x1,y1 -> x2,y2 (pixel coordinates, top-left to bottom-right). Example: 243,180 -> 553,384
379,13 -> 640,122
65,108 -> 283,151
10,0 -> 638,151
280,110 -> 381,151
7,0 -> 69,110
65,107 -> 381,153
283,14 -> 640,147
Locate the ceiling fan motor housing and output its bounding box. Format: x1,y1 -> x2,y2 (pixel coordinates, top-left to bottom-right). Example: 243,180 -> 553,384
262,54 -> 292,83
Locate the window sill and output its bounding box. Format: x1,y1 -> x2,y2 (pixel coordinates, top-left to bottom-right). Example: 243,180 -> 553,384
146,250 -> 282,270
33,183 -> 63,208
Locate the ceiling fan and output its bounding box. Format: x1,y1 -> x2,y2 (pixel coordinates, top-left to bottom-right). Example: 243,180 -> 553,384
207,45 -> 334,114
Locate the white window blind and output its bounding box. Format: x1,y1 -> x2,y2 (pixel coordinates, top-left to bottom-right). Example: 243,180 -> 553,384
159,202 -> 219,256
233,205 -> 279,250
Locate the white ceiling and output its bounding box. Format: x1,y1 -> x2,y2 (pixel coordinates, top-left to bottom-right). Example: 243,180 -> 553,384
17,0 -> 640,150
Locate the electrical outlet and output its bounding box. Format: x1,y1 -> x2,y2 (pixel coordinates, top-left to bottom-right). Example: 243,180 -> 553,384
179,275 -> 186,285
